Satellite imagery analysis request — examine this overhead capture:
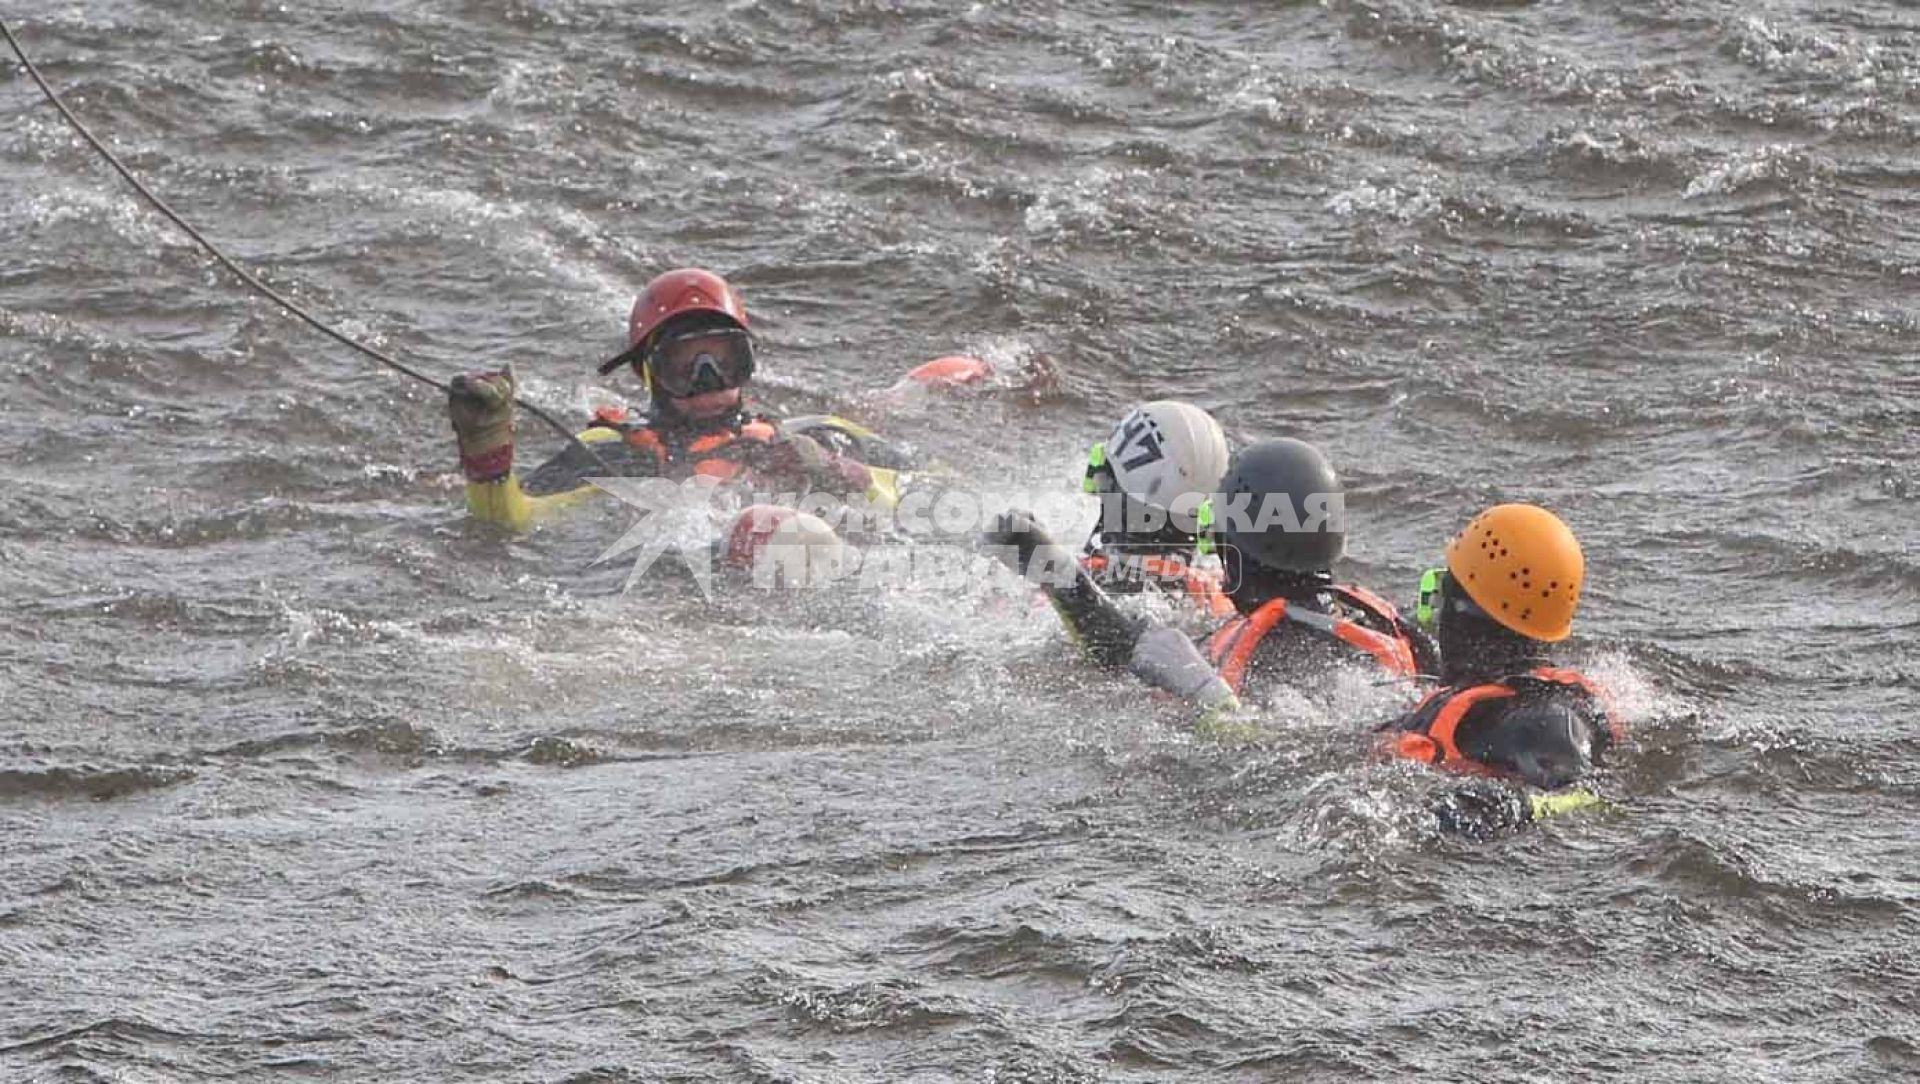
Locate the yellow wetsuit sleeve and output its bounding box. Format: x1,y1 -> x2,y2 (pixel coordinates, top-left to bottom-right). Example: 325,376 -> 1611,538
463,429 -> 624,531
460,419 -> 896,530
464,474 -> 596,530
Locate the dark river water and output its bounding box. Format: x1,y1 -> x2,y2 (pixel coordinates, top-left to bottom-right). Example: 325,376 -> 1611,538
3,2 -> 1917,1081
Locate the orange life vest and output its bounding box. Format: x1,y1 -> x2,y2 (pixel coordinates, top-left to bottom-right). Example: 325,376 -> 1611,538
594,406 -> 779,482
1081,552 -> 1237,620
1385,667 -> 1624,773
1202,588 -> 1420,694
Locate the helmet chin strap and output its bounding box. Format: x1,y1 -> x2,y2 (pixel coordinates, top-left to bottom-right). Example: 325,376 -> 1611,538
1082,441 -> 1113,494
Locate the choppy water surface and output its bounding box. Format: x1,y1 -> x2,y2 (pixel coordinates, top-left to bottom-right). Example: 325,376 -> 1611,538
3,2 -> 1916,1080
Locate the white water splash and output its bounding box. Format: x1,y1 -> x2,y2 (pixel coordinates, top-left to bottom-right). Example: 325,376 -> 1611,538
1682,144 -> 1835,200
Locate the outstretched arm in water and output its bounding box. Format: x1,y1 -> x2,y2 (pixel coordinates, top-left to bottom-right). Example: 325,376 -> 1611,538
1431,779 -> 1610,839
979,509 -> 1240,718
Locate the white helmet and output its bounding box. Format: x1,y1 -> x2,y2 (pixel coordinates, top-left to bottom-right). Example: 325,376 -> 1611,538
1086,400 -> 1230,534
722,504 -> 851,588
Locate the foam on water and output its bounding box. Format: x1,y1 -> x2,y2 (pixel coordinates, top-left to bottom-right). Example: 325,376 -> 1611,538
1682,143 -> 1838,199
1583,649 -> 1697,729
1325,176 -> 1447,225
302,175 -> 636,316
1728,16 -> 1897,88
11,186 -> 199,255
1020,165 -> 1167,242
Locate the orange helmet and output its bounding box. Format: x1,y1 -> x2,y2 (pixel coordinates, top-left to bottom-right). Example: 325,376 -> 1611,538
599,268 -> 750,375
1443,504 -> 1584,642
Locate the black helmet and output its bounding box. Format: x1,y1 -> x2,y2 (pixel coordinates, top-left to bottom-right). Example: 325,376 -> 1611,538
1215,438 -> 1344,573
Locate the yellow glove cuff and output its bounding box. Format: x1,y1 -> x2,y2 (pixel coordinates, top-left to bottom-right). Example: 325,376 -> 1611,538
1529,787 -> 1607,821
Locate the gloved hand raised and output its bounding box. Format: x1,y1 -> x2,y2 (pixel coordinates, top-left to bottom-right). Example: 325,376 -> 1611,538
448,368 -> 516,482
978,508 -> 1059,576
980,508 -> 1142,667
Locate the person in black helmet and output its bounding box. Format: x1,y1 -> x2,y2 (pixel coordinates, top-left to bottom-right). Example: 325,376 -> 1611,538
981,437 -> 1433,710
1195,438 -> 1436,698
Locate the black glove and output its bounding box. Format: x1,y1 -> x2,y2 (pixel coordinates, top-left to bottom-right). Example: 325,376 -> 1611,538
979,509 -> 1056,575
1432,782 -> 1531,840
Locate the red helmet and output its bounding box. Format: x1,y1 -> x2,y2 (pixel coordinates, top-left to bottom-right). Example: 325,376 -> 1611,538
600,268 -> 750,376
630,268 -> 747,345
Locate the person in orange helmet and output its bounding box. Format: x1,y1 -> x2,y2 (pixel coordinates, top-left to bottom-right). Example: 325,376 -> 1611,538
445,268 -> 920,530
1379,503 -> 1626,834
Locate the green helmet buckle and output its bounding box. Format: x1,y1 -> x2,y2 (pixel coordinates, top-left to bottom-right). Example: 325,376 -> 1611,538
1082,440 -> 1109,494
1416,567 -> 1443,630
1194,497 -> 1216,556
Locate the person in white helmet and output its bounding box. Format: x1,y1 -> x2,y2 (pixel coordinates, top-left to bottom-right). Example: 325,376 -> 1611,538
717,503 -> 855,589
989,435 -> 1434,703
1078,401 -> 1236,621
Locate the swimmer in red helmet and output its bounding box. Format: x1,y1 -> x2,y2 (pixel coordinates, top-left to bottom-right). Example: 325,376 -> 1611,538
446,268 -> 1055,530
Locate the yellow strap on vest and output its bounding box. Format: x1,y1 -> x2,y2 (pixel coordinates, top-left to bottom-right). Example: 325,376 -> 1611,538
784,413 -> 882,442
